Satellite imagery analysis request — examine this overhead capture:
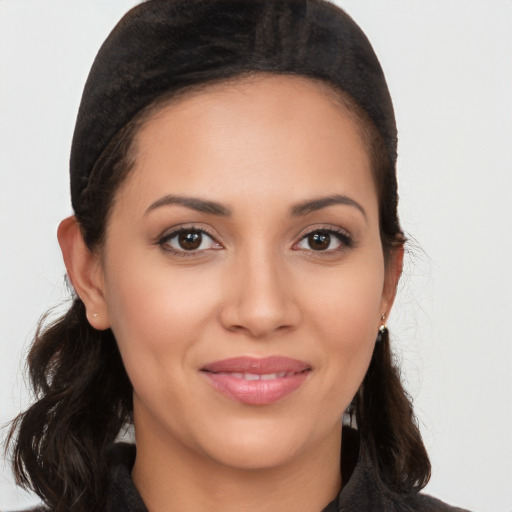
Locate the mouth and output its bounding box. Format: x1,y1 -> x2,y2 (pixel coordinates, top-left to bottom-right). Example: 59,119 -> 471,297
211,371 -> 301,380
201,356 -> 311,405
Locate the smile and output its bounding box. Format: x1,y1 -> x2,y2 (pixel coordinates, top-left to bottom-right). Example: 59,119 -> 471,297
201,356 -> 311,405
217,371 -> 297,380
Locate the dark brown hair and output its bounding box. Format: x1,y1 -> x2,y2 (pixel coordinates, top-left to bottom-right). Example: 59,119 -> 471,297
7,1 -> 430,510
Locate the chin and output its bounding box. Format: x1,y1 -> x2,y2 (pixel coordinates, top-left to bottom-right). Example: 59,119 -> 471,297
192,415 -> 329,471
207,436 -> 302,471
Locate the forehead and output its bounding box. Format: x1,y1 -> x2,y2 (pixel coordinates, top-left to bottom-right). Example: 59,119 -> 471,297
117,74 -> 377,219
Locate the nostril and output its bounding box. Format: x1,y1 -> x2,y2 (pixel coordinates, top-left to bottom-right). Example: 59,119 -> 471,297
218,265 -> 301,337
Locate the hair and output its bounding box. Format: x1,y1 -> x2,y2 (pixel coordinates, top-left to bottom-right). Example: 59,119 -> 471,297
7,1 -> 430,510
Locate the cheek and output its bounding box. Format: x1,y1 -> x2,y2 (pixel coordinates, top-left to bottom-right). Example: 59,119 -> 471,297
101,257 -> 227,438
304,254 -> 384,339
102,252 -> 224,374
299,254 -> 385,403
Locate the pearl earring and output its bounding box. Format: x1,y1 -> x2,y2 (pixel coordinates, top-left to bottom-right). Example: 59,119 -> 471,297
377,314 -> 387,343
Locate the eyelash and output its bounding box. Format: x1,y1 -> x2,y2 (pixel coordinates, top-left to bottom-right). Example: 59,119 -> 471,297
157,225 -> 354,257
157,225 -> 221,257
295,227 -> 354,253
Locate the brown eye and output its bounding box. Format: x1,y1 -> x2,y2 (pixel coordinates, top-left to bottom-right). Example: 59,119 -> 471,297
308,232 -> 331,251
295,228 -> 351,252
178,231 -> 202,250
160,228 -> 221,254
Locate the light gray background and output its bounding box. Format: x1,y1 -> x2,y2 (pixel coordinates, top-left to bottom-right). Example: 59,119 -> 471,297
1,1 -> 511,510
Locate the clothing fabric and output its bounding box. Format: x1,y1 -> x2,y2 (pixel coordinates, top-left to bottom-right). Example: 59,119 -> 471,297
103,428 -> 470,512
15,430 -> 471,512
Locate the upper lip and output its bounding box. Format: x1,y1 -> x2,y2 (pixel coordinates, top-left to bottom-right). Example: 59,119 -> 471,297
201,356 -> 311,375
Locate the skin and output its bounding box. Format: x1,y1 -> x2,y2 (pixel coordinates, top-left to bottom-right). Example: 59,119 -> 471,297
59,74 -> 402,512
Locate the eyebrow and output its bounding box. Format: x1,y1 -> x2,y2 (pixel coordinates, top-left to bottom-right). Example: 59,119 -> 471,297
145,193 -> 366,219
145,194 -> 231,216
290,194 -> 367,219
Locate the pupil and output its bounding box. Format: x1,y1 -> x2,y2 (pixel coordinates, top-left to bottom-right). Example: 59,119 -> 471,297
179,231 -> 202,250
309,232 -> 330,250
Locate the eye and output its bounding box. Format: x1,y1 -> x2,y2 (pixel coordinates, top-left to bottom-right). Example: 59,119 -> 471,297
159,227 -> 222,254
295,229 -> 352,252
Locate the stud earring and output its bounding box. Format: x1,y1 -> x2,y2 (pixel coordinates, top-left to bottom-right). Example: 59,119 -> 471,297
93,313 -> 99,318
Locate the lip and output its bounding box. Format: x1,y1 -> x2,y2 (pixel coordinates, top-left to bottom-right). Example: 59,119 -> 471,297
201,356 -> 311,405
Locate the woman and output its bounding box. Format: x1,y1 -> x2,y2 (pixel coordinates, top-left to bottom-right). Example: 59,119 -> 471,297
7,1 -> 470,511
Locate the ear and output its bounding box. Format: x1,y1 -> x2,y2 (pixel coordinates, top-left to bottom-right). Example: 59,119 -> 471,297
57,216 -> 111,330
379,245 -> 404,324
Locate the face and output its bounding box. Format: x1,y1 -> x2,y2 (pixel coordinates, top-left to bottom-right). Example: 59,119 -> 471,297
94,75 -> 398,471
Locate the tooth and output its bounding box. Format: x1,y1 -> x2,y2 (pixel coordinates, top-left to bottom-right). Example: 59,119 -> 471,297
261,373 -> 278,380
230,372 -> 244,379
277,372 -> 287,378
244,373 -> 260,381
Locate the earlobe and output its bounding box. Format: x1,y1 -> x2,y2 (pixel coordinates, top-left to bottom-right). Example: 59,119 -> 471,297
57,216 -> 111,330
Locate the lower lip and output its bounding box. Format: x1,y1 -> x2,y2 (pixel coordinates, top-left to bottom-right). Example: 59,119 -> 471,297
202,371 -> 309,405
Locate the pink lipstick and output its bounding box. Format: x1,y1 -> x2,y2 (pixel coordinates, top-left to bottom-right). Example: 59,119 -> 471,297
201,356 -> 311,405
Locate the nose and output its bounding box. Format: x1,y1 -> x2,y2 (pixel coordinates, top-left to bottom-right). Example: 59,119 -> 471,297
219,248 -> 301,339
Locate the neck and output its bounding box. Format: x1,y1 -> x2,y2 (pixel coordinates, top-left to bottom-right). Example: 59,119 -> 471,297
132,415 -> 342,512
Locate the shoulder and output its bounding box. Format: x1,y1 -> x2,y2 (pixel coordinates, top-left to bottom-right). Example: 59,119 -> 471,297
6,445 -> 138,512
397,493 -> 471,512
379,479 -> 472,512
381,483 -> 471,512
337,449 -> 472,512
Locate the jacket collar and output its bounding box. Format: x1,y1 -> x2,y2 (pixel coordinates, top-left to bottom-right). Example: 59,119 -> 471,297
105,428 -> 385,512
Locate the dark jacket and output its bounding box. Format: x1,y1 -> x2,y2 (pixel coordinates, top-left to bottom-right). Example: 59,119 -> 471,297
16,431 -> 471,512
105,443 -> 470,512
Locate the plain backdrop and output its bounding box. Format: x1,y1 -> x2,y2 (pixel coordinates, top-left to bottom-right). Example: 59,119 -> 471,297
1,1 -> 511,510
